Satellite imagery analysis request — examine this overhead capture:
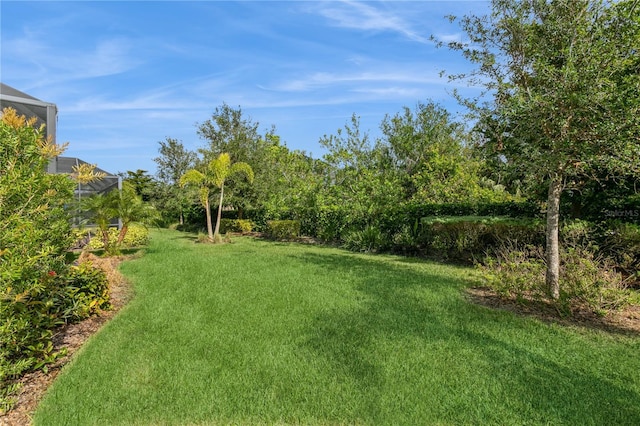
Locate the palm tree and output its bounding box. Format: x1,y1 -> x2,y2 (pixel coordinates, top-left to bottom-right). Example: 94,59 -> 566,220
180,153 -> 254,242
82,183 -> 156,254
111,182 -> 157,246
81,193 -> 116,253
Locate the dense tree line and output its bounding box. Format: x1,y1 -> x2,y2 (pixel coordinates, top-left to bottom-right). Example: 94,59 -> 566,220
136,0 -> 639,307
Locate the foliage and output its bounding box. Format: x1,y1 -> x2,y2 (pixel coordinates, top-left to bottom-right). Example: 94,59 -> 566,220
120,169 -> 154,201
443,0 -> 640,298
479,243 -> 634,316
419,216 -> 545,263
219,219 -> 254,234
0,260 -> 110,413
87,223 -> 150,250
0,107 -> 115,412
180,152 -> 254,242
153,138 -> 197,225
196,103 -> 266,217
266,220 -> 301,239
81,183 -> 155,254
379,102 -> 515,204
343,225 -> 385,253
479,244 -> 547,300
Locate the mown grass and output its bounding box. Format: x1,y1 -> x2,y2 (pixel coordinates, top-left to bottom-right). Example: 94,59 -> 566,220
33,229 -> 640,425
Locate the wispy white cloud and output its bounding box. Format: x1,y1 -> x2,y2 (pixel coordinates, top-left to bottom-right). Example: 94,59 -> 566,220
264,69 -> 443,92
311,0 -> 429,43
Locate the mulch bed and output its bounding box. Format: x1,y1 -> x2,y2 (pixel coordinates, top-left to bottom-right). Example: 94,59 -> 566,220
466,286 -> 640,336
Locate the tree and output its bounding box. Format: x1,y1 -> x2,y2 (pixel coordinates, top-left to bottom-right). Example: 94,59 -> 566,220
197,103 -> 261,163
111,182 -> 156,246
121,169 -> 154,201
153,137 -> 196,224
196,104 -> 266,218
180,153 -> 254,242
81,192 -> 116,253
379,102 -> 512,204
442,0 -> 640,298
81,183 -> 155,254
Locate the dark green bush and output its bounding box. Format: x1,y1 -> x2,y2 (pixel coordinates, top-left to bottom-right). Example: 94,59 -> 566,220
0,260 -> 109,410
266,220 -> 301,239
343,226 -> 384,253
418,216 -> 544,263
219,219 -> 254,234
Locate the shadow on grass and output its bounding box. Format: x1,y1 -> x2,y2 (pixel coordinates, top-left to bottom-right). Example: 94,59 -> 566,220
293,250 -> 640,424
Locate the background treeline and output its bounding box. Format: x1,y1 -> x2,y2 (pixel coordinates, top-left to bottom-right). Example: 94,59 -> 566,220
136,98 -> 638,314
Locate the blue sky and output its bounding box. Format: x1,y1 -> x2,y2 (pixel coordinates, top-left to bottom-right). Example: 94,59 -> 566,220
1,0 -> 489,175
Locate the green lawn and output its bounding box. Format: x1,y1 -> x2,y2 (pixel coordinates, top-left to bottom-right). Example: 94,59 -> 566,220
33,229 -> 640,425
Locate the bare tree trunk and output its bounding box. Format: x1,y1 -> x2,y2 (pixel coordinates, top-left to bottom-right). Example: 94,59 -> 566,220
546,176 -> 563,299
205,197 -> 214,242
214,184 -> 224,238
117,224 -> 128,246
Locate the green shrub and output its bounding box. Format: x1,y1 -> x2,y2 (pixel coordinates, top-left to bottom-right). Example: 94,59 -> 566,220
0,261 -> 110,411
419,216 -> 544,263
478,243 -> 635,316
477,244 -> 547,300
63,261 -> 111,319
343,226 -> 384,253
87,223 -> 149,250
0,108 -> 77,411
266,220 -> 301,239
219,219 -> 254,234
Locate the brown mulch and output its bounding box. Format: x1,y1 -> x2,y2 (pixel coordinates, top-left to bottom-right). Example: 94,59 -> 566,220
0,254 -> 134,426
466,286 -> 640,336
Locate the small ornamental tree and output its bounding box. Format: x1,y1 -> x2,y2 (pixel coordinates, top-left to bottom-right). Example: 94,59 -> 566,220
441,0 -> 640,298
180,153 -> 254,242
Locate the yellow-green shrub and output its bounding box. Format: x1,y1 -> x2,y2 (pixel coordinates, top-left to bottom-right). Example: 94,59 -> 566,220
87,223 -> 149,250
219,219 -> 254,234
266,220 -> 301,239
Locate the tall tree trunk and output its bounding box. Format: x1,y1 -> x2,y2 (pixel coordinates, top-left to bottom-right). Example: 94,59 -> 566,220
546,176 -> 563,299
205,197 -> 214,242
214,184 -> 224,238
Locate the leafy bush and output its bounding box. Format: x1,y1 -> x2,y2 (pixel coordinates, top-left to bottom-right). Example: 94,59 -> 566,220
343,226 -> 385,253
419,216 -> 544,263
0,108 -> 112,412
1,108 -> 75,411
63,261 -> 111,318
0,261 -> 109,411
478,244 -> 547,300
219,219 -> 254,234
87,223 -> 149,250
266,220 -> 301,239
